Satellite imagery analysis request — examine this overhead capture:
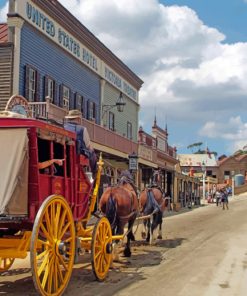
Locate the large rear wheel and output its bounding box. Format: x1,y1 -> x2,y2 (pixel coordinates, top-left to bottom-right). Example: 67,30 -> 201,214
91,217 -> 112,281
30,195 -> 75,296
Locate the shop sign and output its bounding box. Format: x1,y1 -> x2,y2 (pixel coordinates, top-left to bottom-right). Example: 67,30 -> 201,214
13,1 -> 138,101
104,66 -> 137,101
138,145 -> 153,161
129,153 -> 138,171
5,95 -> 31,117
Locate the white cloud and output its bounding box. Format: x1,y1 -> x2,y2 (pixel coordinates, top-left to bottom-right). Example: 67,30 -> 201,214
0,2 -> 8,22
48,1 -> 247,154
0,0 -> 245,155
199,116 -> 247,152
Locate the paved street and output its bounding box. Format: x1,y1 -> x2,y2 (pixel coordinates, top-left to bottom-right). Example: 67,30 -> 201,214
0,194 -> 247,296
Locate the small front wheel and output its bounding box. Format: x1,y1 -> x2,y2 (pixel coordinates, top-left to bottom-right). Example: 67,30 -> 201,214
91,217 -> 112,281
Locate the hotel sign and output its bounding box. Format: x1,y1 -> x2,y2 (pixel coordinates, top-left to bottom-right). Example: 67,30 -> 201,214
13,1 -> 138,102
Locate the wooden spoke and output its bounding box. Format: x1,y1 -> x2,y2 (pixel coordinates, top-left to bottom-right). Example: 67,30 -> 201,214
30,195 -> 75,296
91,217 -> 112,281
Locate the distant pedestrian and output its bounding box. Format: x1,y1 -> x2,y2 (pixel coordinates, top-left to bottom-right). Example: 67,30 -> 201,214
215,190 -> 221,206
222,189 -> 229,210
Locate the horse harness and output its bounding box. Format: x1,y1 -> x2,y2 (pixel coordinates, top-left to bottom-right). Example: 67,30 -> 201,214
115,177 -> 138,222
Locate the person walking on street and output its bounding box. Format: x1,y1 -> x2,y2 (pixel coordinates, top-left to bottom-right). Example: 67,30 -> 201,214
215,190 -> 221,206
222,188 -> 229,210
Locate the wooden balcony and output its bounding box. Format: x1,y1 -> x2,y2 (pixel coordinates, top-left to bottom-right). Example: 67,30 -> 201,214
29,99 -> 138,156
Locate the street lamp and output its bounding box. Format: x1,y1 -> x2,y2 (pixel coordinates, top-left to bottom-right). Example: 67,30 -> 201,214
101,92 -> 126,119
201,161 -> 206,202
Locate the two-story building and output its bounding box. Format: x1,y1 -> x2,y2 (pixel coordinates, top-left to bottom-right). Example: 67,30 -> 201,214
138,117 -> 178,197
0,0 -> 144,186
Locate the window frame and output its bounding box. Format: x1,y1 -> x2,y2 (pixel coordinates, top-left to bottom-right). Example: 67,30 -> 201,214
62,85 -> 70,110
44,75 -> 56,102
75,93 -> 84,116
127,121 -> 132,140
108,111 -> 115,131
88,100 -> 96,121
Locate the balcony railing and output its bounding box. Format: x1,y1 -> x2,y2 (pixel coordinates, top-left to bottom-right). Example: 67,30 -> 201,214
29,99 -> 138,156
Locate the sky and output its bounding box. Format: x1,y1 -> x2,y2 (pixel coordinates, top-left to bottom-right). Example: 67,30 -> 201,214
0,0 -> 247,157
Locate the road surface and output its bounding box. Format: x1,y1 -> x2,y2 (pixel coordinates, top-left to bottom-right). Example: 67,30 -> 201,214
0,194 -> 247,296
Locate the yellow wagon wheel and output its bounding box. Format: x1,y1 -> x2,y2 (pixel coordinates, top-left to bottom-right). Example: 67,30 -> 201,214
0,257 -> 15,272
91,217 -> 112,281
30,195 -> 75,296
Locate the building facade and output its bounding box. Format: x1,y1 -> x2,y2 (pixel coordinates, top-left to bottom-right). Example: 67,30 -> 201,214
138,118 -> 178,197
0,0 -> 144,188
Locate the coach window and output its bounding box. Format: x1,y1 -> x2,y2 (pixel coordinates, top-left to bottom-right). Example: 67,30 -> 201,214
53,142 -> 64,177
25,65 -> 39,101
44,76 -> 55,102
38,138 -> 51,174
66,144 -> 71,178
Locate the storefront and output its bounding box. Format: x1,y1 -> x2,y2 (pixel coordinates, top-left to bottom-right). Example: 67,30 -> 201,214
1,0 -> 143,191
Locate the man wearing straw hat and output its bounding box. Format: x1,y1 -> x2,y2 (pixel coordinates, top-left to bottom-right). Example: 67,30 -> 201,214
64,110 -> 97,174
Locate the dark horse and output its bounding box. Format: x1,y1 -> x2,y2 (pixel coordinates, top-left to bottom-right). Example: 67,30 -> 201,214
99,171 -> 138,257
139,170 -> 166,244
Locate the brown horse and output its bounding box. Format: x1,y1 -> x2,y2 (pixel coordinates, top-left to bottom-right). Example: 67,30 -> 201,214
99,171 -> 138,257
139,171 -> 166,244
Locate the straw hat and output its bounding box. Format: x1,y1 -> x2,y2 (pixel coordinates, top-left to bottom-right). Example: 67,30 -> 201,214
65,109 -> 82,119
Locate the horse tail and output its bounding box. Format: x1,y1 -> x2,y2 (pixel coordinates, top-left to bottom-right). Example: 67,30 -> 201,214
106,193 -> 117,228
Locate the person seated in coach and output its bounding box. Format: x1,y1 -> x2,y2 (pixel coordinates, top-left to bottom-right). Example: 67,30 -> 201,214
64,109 -> 97,175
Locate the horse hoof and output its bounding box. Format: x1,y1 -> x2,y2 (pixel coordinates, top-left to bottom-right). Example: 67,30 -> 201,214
123,248 -> 131,257
157,235 -> 162,239
141,232 -> 146,239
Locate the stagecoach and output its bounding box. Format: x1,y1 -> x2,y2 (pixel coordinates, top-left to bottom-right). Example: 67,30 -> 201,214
0,111 -> 113,295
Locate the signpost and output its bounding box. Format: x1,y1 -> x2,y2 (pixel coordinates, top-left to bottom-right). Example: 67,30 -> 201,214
128,152 -> 138,171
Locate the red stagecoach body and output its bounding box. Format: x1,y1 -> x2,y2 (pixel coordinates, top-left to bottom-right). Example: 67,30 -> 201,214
0,117 -> 93,229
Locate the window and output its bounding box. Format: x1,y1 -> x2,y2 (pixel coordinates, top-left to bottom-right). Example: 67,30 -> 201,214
75,93 -> 84,115
224,171 -> 230,180
127,122 -> 132,140
109,112 -> 115,131
62,86 -> 70,110
44,76 -> 55,102
25,65 -> 39,101
87,100 -> 96,120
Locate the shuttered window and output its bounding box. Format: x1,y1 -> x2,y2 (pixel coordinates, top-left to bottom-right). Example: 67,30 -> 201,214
109,112 -> 115,131
25,65 -> 40,102
44,76 -> 55,102
61,85 -> 70,110
127,122 -> 132,140
87,100 -> 96,121
75,93 -> 84,116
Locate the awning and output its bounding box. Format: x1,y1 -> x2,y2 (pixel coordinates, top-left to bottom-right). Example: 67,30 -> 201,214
103,159 -> 128,170
93,142 -> 128,159
138,157 -> 158,168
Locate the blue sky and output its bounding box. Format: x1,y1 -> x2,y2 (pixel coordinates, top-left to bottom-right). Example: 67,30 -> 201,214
161,0 -> 247,44
1,0 -> 247,157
